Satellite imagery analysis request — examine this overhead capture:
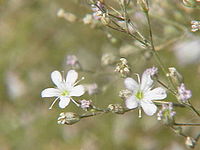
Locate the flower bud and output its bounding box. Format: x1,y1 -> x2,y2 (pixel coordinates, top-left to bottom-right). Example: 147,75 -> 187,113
185,137 -> 196,148
108,104 -> 125,114
115,58 -> 131,78
57,112 -> 80,125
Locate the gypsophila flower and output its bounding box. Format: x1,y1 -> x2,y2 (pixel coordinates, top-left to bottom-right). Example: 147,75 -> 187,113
41,70 -> 85,109
66,55 -> 80,69
144,66 -> 158,77
178,83 -> 192,103
124,68 -> 167,117
157,103 -> 176,122
79,100 -> 92,110
191,20 -> 200,32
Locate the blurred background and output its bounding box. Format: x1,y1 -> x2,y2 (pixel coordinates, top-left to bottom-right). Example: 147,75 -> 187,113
0,0 -> 200,150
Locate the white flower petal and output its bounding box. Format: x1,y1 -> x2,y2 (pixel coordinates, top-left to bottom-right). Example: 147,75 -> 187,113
125,96 -> 138,109
70,85 -> 85,97
41,88 -> 60,97
124,77 -> 139,91
143,87 -> 167,101
141,100 -> 157,116
51,71 -> 62,87
66,70 -> 78,85
140,71 -> 153,92
59,96 -> 70,108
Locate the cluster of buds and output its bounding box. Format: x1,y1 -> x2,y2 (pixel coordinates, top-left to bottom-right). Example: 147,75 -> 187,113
157,103 -> 176,125
57,9 -> 77,23
144,66 -> 158,77
177,83 -> 192,103
66,55 -> 80,69
119,89 -> 132,100
115,58 -> 131,78
108,104 -> 125,114
191,20 -> 200,32
79,99 -> 92,111
57,112 -> 80,125
166,67 -> 183,86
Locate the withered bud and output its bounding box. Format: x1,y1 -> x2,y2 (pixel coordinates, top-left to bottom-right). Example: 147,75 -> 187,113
57,112 -> 80,125
182,0 -> 198,8
166,67 -> 183,86
137,0 -> 149,12
108,104 -> 125,114
185,137 -> 196,148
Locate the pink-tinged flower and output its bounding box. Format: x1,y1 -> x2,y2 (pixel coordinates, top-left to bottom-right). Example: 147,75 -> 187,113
124,68 -> 167,116
66,55 -> 79,67
157,103 -> 176,121
41,70 -> 85,109
79,99 -> 91,109
178,83 -> 192,103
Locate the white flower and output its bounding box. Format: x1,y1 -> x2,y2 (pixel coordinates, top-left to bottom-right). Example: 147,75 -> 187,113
41,70 -> 85,109
124,68 -> 167,117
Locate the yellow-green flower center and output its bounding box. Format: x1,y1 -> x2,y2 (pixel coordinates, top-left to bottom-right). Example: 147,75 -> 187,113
61,90 -> 70,96
135,91 -> 143,100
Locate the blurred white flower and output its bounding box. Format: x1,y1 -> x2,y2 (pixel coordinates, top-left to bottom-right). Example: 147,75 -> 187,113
173,37 -> 200,66
41,70 -> 85,109
5,71 -> 26,100
84,83 -> 98,95
124,68 -> 167,117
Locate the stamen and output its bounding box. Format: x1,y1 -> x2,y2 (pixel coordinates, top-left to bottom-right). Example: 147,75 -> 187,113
74,77 -> 85,86
61,71 -> 65,82
49,97 -> 59,109
138,107 -> 142,118
134,73 -> 140,84
70,98 -> 80,107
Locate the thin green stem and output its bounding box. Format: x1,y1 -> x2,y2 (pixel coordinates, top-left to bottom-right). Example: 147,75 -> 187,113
174,123 -> 200,126
186,102 -> 200,117
144,10 -> 177,92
